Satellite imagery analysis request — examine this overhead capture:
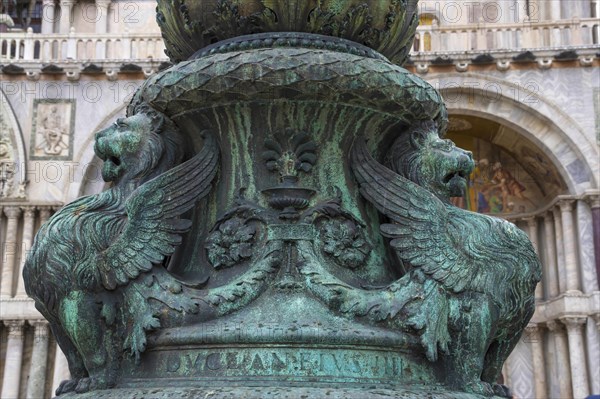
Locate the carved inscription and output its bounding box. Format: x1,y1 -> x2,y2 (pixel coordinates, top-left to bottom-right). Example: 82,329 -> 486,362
132,347 -> 426,382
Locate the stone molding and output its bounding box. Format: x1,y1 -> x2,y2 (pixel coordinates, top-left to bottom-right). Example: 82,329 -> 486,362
524,323 -> 543,338
560,316 -> 588,333
3,205 -> 22,219
559,199 -> 576,213
561,316 -> 587,325
585,192 -> 600,209
1,47 -> 598,80
3,320 -> 25,337
531,291 -> 600,324
0,297 -> 42,320
21,205 -> 36,218
503,194 -> 600,222
408,46 -> 599,74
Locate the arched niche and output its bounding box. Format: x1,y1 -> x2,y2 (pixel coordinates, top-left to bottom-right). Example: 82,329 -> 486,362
65,104 -> 127,202
0,87 -> 27,200
427,73 -> 599,195
445,114 -> 568,216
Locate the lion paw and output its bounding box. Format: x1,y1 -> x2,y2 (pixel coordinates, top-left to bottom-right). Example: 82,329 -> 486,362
55,379 -> 79,396
74,376 -> 110,393
492,383 -> 512,398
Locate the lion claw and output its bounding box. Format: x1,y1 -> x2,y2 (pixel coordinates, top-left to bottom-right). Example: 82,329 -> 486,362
492,383 -> 512,398
55,378 -> 79,396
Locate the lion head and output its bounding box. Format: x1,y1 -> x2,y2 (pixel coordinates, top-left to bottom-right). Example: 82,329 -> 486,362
94,105 -> 186,184
385,120 -> 474,202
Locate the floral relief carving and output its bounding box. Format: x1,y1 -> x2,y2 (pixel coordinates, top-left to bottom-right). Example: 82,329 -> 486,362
320,218 -> 370,270
206,217 -> 257,269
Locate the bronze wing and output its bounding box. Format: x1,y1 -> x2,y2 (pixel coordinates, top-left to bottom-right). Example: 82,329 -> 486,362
350,138 -> 475,294
95,132 -> 219,290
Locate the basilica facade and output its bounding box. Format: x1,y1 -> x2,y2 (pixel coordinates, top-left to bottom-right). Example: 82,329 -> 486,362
0,1 -> 598,398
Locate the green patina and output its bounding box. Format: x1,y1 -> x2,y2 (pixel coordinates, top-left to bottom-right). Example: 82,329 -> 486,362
23,1 -> 541,398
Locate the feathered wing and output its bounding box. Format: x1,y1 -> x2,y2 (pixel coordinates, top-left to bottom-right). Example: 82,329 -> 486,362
351,138 -> 474,293
95,133 -> 220,290
350,138 -> 480,361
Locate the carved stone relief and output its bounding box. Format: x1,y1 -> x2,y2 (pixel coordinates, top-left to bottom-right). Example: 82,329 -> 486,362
30,99 -> 75,160
0,88 -> 27,200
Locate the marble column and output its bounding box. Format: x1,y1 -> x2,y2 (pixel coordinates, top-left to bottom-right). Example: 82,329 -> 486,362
561,317 -> 590,399
39,206 -> 53,225
501,362 -> 511,388
587,195 -> 600,289
1,206 -> 22,298
26,321 -> 50,399
59,0 -> 76,34
524,217 -> 539,253
16,206 -> 36,297
524,217 -> 543,299
559,200 -> 580,292
552,207 -> 567,293
546,320 -> 573,398
543,213 -> 560,298
41,0 -> 57,34
52,344 -> 71,394
577,199 -> 599,293
525,323 -> 547,399
1,320 -> 25,399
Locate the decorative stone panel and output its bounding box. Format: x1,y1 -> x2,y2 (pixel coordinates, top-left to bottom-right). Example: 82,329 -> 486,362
30,99 -> 75,161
